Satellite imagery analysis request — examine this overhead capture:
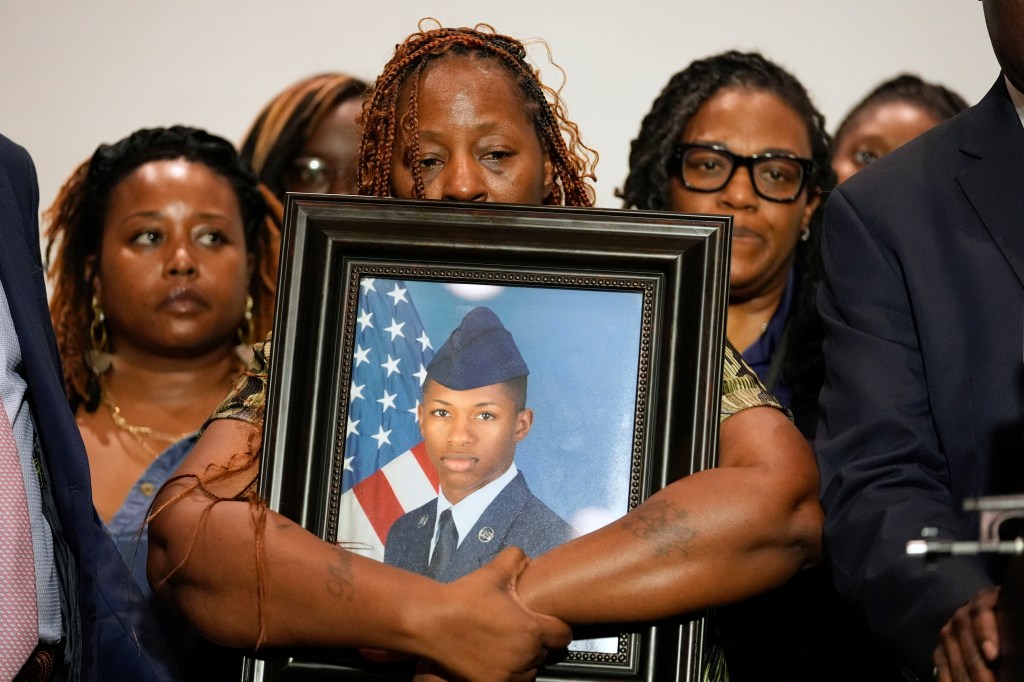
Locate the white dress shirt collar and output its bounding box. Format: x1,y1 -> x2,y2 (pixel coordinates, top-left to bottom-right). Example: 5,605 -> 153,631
434,462 -> 519,548
1005,75 -> 1024,129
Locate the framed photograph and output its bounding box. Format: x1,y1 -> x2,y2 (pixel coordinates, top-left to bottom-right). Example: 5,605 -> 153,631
243,195 -> 730,682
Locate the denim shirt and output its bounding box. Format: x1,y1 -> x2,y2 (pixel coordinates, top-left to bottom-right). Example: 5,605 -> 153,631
105,434 -> 197,600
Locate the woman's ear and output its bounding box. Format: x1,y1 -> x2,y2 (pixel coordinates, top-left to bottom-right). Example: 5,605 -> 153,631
801,190 -> 822,231
85,254 -> 99,298
543,153 -> 555,201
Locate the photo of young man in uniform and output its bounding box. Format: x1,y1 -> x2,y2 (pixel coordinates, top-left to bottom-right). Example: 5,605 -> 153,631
383,306 -> 573,582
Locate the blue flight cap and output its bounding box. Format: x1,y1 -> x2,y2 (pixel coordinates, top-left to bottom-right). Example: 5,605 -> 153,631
427,307 -> 529,390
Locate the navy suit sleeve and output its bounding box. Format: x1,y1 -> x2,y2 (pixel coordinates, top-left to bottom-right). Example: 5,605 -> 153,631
5,139 -> 39,237
817,187 -> 991,675
0,133 -> 181,681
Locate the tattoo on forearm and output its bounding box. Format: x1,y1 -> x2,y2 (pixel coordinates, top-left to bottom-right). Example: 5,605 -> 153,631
326,547 -> 355,600
621,500 -> 697,557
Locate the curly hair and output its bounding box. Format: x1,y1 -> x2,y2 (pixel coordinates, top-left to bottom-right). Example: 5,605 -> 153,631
241,73 -> 368,202
620,51 -> 837,411
833,73 -> 969,146
45,125 -> 282,412
357,19 -> 597,206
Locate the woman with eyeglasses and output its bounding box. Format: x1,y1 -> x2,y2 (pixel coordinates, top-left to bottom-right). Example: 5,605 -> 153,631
622,50 -> 833,441
622,51 -> 901,682
241,72 -> 368,202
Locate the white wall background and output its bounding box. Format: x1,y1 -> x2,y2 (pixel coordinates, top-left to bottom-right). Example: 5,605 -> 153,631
0,1 -> 999,214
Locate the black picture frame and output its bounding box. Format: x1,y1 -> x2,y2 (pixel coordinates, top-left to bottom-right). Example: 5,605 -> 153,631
243,194 -> 731,682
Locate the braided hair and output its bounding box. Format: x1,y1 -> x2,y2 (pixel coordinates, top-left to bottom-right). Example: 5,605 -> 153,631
358,19 -> 597,206
621,51 -> 836,409
833,73 -> 968,146
45,125 -> 282,412
241,73 -> 368,202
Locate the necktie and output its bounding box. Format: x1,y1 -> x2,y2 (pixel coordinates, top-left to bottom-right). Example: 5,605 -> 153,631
0,401 -> 37,677
427,509 -> 458,580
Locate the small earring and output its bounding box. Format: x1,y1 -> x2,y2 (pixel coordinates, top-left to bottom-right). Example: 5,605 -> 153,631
800,227 -> 811,242
237,295 -> 255,347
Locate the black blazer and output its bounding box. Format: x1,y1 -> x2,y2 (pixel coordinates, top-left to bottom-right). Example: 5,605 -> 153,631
816,77 -> 1024,677
0,133 -> 178,681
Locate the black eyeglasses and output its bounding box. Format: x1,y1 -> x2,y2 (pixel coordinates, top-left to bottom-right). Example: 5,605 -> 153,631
668,143 -> 816,203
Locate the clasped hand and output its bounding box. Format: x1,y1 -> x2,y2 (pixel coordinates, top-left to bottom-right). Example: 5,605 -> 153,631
933,586 -> 1000,682
369,546 -> 571,682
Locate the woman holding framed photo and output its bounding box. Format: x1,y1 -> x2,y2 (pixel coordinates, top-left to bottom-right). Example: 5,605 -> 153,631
149,22 -> 821,682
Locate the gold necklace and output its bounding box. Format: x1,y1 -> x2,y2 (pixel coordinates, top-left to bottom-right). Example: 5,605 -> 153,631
99,381 -> 191,460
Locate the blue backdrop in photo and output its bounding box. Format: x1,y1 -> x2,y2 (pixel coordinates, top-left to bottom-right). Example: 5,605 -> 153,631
408,280 -> 643,531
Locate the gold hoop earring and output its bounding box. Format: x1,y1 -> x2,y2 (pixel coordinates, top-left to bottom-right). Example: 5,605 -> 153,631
89,295 -> 109,355
237,295 -> 255,347
86,295 -> 112,406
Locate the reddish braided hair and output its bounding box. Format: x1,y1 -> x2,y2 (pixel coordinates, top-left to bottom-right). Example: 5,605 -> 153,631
358,19 -> 597,206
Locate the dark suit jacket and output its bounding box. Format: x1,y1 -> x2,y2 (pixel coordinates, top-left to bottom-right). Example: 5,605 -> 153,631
817,77 -> 1024,677
384,471 -> 572,582
0,133 -> 178,681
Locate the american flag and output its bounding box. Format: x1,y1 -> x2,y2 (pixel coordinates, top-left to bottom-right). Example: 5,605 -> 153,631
335,277 -> 440,560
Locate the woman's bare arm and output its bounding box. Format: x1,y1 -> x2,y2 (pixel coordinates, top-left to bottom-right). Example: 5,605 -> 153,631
515,406 -> 822,622
148,418 -> 571,681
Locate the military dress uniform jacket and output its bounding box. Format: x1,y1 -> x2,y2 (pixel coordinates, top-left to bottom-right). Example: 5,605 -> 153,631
816,77 -> 1024,678
383,471 -> 572,582
0,133 -> 179,681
